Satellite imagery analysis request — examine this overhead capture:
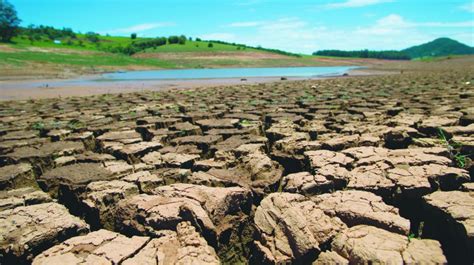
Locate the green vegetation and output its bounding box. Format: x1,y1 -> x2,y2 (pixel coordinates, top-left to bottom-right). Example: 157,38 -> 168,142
438,128 -> 470,169
313,49 -> 410,60
206,40 -> 301,57
403,38 -> 474,59
0,0 -> 21,42
313,38 -> 474,60
0,50 -> 175,68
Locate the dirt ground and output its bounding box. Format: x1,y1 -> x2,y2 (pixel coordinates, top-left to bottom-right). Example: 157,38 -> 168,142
0,56 -> 472,264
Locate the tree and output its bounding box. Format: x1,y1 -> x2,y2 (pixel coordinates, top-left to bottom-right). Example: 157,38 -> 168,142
208,42 -> 213,48
131,33 -> 137,39
168,35 -> 179,44
0,0 -> 21,42
85,32 -> 99,43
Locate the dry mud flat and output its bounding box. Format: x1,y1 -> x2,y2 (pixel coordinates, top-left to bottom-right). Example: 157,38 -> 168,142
0,68 -> 473,264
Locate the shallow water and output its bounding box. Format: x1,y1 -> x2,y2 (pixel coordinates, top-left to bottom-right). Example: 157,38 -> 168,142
97,66 -> 359,81
0,66 -> 359,93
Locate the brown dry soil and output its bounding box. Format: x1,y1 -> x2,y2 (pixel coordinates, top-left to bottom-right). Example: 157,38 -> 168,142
0,57 -> 473,264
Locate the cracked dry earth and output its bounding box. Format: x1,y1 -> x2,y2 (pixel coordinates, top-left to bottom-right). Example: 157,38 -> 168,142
0,69 -> 473,265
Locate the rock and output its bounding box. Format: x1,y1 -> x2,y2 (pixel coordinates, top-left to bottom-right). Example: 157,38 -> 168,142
0,163 -> 35,190
196,118 -> 239,130
82,180 -> 140,230
102,160 -> 135,175
315,164 -> 350,189
47,129 -> 71,141
170,122 -> 202,136
154,117 -> 182,128
120,191 -> 217,246
266,121 -> 297,142
341,146 -> 389,166
272,133 -> 311,173
151,183 -> 252,223
111,141 -> 163,163
187,171 -> 234,187
0,187 -> 52,211
312,251 -> 348,265
387,148 -> 452,166
331,225 -> 446,264
346,162 -> 395,196
0,130 -> 38,141
97,130 -> 142,144
193,159 -> 226,171
461,182 -> 474,193
282,171 -> 333,195
342,146 -> 452,167
161,152 -> 200,168
441,123 -> 474,137
418,116 -> 459,135
383,126 -> 418,149
141,151 -> 163,166
32,224 -> 218,265
252,193 -> 346,264
0,202 -> 89,264
2,141 -> 84,169
422,191 -> 474,264
305,150 -> 354,171
387,164 -> 469,194
152,167 -> 191,185
160,144 -> 203,156
38,163 -> 114,197
235,147 -> 284,195
117,184 -> 252,245
122,171 -> 164,193
311,190 -> 410,235
171,135 -> 223,153
75,151 -> 116,163
122,222 -> 220,265
322,134 -> 359,151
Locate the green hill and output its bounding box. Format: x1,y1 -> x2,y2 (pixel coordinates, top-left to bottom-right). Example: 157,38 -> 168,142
403,38 -> 474,59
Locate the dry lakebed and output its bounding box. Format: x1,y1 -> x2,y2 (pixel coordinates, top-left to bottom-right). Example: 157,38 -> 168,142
0,60 -> 473,264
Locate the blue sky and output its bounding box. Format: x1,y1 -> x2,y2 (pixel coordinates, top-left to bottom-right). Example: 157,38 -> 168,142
11,0 -> 474,54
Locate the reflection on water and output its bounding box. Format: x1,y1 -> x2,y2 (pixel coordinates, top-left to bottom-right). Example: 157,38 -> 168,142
97,66 -> 358,81
0,66 -> 359,90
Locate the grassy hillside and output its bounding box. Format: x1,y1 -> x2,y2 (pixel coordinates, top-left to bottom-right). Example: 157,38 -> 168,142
403,38 -> 474,59
0,33 -> 354,80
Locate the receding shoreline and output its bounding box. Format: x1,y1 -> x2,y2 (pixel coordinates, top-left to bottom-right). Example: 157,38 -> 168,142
0,68 -> 391,101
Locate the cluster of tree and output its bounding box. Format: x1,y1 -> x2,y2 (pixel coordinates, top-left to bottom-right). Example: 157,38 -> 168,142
0,0 -> 21,42
105,35 -> 188,55
104,37 -> 167,55
313,49 -> 410,60
206,39 -> 302,57
254,46 -> 301,57
84,32 -> 100,43
167,35 -> 187,44
21,25 -> 76,41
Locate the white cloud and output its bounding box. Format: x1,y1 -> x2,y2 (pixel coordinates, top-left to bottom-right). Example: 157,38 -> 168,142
234,0 -> 263,6
104,22 -> 175,34
356,14 -> 473,35
200,15 -> 473,54
325,0 -> 393,9
460,2 -> 474,12
200,33 -> 236,41
228,21 -> 263,27
418,21 -> 474,28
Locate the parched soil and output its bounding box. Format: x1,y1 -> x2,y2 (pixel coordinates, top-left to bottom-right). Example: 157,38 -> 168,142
0,58 -> 473,264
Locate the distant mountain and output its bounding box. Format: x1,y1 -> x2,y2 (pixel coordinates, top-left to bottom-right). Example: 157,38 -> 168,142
403,38 -> 474,58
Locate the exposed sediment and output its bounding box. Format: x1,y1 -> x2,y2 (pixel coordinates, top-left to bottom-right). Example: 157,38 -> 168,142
0,66 -> 473,264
